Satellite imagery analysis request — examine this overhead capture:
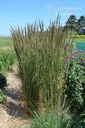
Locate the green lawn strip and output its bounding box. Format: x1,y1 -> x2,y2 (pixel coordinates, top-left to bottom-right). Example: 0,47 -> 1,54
0,37 -> 13,48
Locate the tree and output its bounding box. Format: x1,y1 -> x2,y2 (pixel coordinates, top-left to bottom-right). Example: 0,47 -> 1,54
78,15 -> 85,27
65,14 -> 77,30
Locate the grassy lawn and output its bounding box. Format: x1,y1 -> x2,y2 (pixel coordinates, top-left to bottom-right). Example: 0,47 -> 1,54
0,36 -> 85,48
0,37 -> 16,73
0,37 -> 13,49
74,38 -> 85,43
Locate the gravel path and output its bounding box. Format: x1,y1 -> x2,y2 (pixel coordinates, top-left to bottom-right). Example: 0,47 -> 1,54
0,65 -> 32,128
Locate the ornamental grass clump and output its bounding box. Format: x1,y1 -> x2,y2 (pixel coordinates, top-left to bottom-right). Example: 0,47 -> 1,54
11,17 -> 72,114
65,50 -> 85,112
31,107 -> 85,128
31,108 -> 71,128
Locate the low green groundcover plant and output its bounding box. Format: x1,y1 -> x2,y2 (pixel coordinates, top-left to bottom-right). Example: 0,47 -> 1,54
65,50 -> 85,111
0,50 -> 16,72
0,89 -> 5,102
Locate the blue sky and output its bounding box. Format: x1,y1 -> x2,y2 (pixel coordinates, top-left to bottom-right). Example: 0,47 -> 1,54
0,0 -> 85,36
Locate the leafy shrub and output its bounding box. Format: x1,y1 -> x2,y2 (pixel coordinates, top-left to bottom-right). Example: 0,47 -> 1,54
0,73 -> 7,90
65,50 -> 85,111
0,50 -> 16,72
69,113 -> 85,128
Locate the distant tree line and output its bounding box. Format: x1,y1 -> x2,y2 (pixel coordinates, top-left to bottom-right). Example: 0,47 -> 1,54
65,14 -> 85,31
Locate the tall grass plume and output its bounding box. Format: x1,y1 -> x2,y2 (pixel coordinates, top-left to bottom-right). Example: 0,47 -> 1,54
11,16 -> 73,115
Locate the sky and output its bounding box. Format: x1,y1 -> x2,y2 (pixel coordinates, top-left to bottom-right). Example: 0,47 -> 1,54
0,0 -> 85,36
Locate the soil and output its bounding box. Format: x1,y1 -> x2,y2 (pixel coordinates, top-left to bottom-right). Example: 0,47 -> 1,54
0,65 -> 32,128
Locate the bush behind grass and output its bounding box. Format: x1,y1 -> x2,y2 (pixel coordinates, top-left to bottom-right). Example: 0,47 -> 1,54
11,17 -> 73,114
